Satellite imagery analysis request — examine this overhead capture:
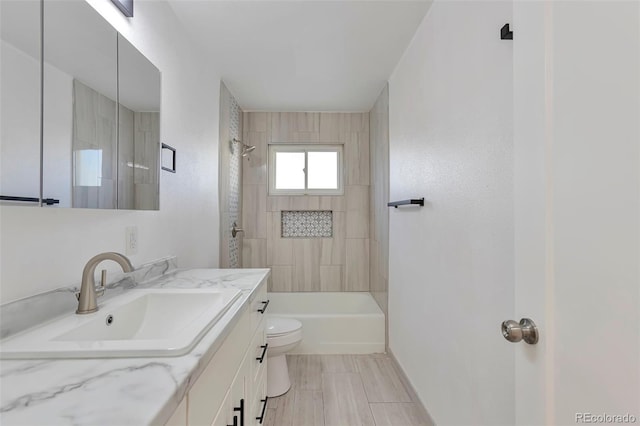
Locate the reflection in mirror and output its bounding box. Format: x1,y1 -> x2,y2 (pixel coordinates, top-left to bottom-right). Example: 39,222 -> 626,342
41,1 -> 161,210
0,0 -> 41,205
117,35 -> 161,210
42,0 -> 118,208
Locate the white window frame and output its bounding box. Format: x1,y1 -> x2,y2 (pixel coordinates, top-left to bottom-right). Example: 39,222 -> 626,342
268,144 -> 344,196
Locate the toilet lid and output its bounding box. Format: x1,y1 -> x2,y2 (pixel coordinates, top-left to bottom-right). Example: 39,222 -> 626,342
266,318 -> 302,337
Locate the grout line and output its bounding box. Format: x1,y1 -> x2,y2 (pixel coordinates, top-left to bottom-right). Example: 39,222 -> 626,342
369,403 -> 381,426
370,402 -> 417,405
319,385 -> 326,426
359,368 -> 380,426
292,389 -> 299,426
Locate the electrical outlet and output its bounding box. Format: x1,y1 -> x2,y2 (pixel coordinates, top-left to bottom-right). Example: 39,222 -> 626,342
125,226 -> 138,255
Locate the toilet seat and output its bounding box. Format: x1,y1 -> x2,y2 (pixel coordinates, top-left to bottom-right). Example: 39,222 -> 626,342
266,318 -> 302,337
267,328 -> 303,348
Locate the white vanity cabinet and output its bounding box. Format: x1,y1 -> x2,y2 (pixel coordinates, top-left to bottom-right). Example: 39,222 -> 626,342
245,318 -> 268,426
211,350 -> 250,426
166,282 -> 269,426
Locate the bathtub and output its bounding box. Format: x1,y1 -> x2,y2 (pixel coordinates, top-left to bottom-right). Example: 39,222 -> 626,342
265,292 -> 385,354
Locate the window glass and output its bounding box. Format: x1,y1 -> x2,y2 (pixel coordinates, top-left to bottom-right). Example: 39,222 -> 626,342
275,151 -> 305,190
307,151 -> 338,189
73,149 -> 103,187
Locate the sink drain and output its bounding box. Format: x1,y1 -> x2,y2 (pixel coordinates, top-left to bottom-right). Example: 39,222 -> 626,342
106,315 -> 114,326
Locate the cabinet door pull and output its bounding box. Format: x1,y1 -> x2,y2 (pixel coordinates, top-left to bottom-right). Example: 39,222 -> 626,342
233,399 -> 244,426
256,344 -> 268,363
227,415 -> 238,426
256,396 -> 269,424
258,300 -> 270,314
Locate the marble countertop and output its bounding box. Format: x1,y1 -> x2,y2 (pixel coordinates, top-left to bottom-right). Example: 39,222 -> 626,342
0,268 -> 270,425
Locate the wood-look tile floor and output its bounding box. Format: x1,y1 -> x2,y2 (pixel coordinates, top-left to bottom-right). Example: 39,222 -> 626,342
263,354 -> 434,426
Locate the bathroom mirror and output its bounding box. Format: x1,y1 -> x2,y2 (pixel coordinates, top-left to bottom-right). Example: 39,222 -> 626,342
0,0 -> 161,210
42,1 -> 161,210
0,0 -> 42,204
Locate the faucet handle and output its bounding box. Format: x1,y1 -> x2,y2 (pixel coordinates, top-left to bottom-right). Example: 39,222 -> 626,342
75,269 -> 106,300
96,269 -> 107,297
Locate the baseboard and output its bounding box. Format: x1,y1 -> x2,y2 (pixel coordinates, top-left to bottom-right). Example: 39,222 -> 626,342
387,347 -> 436,426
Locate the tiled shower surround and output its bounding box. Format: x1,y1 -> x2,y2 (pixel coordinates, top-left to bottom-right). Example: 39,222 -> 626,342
219,83 -> 243,267
227,93 -> 242,267
242,112 -> 371,292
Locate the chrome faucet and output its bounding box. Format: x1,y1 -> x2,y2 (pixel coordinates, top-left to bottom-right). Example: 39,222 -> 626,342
76,252 -> 133,314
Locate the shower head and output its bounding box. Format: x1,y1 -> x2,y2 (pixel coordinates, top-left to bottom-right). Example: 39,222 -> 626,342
233,138 -> 256,158
242,145 -> 256,157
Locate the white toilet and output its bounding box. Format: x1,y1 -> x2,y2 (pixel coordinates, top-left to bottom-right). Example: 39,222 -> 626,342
265,317 -> 302,397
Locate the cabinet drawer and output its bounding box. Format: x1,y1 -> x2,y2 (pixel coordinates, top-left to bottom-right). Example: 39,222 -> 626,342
255,352 -> 266,394
188,307 -> 251,426
252,370 -> 268,426
249,320 -> 267,387
213,348 -> 253,426
250,281 -> 268,333
210,386 -> 233,426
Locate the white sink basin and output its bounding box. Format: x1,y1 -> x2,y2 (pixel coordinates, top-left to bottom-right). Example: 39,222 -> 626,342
0,288 -> 242,359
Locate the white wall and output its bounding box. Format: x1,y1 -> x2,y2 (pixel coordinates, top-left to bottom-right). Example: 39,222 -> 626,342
1,40 -> 41,200
388,2 -> 514,425
42,61 -> 73,208
0,0 -> 221,303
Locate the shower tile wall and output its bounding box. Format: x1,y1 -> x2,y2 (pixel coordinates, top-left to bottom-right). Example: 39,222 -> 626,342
242,112 -> 370,292
369,85 -> 390,318
219,83 -> 243,267
119,109 -> 160,210
119,105 -> 135,209
132,112 -> 160,210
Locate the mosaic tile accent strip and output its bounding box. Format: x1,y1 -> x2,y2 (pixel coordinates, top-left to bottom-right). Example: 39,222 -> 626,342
282,210 -> 333,238
228,93 -> 242,267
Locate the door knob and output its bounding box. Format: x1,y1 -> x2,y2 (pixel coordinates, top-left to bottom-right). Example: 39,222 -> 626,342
501,318 -> 538,344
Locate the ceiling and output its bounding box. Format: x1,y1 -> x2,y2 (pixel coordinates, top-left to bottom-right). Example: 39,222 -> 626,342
167,1 -> 432,111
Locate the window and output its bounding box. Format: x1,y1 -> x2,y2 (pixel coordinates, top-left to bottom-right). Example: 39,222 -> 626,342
73,149 -> 103,187
268,145 -> 343,195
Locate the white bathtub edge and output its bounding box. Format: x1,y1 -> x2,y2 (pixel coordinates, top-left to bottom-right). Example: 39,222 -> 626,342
266,292 -> 386,354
